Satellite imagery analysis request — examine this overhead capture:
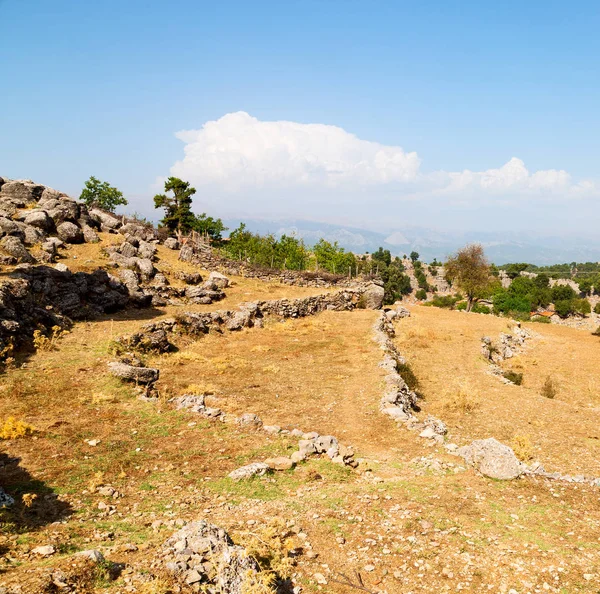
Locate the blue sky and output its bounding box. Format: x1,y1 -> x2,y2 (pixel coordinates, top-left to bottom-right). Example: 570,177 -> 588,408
2,0 -> 599,233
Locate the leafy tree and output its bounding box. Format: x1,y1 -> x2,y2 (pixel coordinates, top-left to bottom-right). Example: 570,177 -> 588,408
551,284 -> 577,302
503,263 -> 530,279
154,177 -> 197,238
193,213 -> 227,242
380,260 -> 412,304
444,243 -> 491,312
534,273 -> 550,289
410,251 -> 420,263
372,247 -> 392,267
80,176 -> 127,212
313,239 -> 355,275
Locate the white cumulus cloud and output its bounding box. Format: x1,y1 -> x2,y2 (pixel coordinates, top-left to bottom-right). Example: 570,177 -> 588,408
170,111 -> 421,190
161,112 -> 598,228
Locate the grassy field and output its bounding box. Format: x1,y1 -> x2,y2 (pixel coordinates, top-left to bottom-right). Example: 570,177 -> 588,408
1,258 -> 600,592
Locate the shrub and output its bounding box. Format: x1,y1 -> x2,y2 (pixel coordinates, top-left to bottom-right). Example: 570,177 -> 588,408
551,284 -> 577,302
456,302 -> 467,311
502,370 -> 523,385
508,310 -> 531,322
0,417 -> 36,439
415,289 -> 427,300
426,294 -> 461,309
511,435 -> 534,461
32,325 -> 68,351
444,383 -> 481,414
553,300 -> 574,318
396,362 -> 420,392
471,303 -> 491,314
540,376 -> 556,399
575,298 -> 591,315
595,303 -> 600,314
531,315 -> 551,324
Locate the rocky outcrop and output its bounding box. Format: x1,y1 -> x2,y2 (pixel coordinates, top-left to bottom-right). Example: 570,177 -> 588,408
0,265 -> 130,356
162,521 -> 264,592
457,438 -> 526,480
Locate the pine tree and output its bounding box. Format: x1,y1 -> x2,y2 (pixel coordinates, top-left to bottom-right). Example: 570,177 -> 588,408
153,177 -> 197,238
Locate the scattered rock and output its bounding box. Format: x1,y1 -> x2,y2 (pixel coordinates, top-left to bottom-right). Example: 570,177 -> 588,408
107,361 -> 159,384
457,438 -> 526,480
207,271 -> 230,288
362,282 -> 385,309
228,462 -> 270,481
56,221 -> 84,244
32,545 -> 56,557
264,457 -> 295,471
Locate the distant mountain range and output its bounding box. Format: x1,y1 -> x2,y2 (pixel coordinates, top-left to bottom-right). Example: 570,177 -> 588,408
222,218 -> 600,265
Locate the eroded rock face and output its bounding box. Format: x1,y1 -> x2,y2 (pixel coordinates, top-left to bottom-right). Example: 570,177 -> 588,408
162,521 -> 262,592
457,438 -> 526,480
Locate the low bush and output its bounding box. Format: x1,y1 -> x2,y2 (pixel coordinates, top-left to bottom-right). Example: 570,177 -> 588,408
471,303 -> 491,314
511,435 -> 534,461
396,362 -> 420,392
415,289 -> 427,300
424,294 -> 462,309
540,376 -> 557,399
0,417 -> 36,439
531,315 -> 551,324
502,370 -> 523,385
594,303 -> 600,314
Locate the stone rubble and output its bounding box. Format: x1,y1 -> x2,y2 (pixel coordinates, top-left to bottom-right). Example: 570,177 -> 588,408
161,520 -> 263,593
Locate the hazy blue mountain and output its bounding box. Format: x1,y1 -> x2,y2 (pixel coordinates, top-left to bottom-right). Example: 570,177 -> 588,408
222,218 -> 600,265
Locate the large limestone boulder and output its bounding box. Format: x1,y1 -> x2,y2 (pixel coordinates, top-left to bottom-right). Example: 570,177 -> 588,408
0,236 -> 34,263
457,438 -> 526,480
362,282 -> 385,309
0,216 -> 25,240
208,271 -> 230,289
56,221 -> 84,244
90,208 -> 121,231
107,361 -> 159,384
23,210 -> 53,230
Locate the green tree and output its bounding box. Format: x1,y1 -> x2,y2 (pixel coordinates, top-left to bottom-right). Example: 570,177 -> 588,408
410,251 -> 420,263
313,239 -> 355,274
193,213 -> 227,242
445,243 -> 491,312
154,177 -> 197,238
80,176 -> 127,212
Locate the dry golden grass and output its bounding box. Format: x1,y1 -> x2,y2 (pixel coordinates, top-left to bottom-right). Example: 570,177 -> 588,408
2,289 -> 600,591
396,305 -> 600,475
151,310 -> 419,459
